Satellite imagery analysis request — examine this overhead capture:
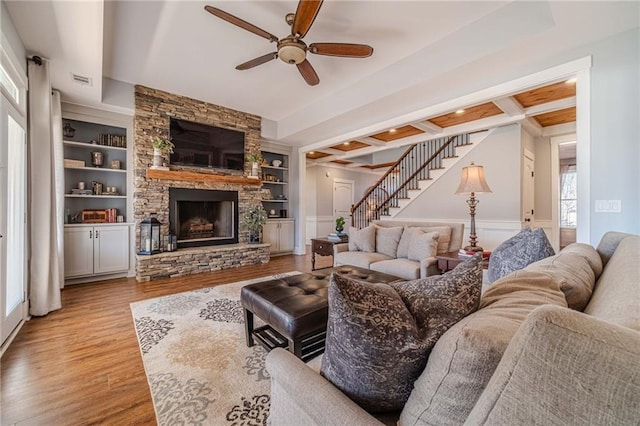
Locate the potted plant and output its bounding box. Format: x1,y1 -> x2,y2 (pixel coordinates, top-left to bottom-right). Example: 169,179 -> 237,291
243,204 -> 267,243
151,136 -> 174,169
335,216 -> 346,234
246,151 -> 262,178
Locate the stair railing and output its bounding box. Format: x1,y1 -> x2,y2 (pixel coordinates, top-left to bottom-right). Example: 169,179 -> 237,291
351,133 -> 470,229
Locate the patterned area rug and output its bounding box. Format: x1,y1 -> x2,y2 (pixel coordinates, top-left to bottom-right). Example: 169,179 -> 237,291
130,272 -> 302,426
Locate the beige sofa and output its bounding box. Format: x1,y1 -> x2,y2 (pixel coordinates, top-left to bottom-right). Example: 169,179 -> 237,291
333,220 -> 465,280
267,231 -> 640,425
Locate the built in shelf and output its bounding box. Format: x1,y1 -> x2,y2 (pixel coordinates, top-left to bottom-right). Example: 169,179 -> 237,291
63,140 -> 127,151
263,199 -> 288,203
261,181 -> 287,185
65,194 -> 127,199
146,168 -> 262,185
65,166 -> 126,173
261,165 -> 288,171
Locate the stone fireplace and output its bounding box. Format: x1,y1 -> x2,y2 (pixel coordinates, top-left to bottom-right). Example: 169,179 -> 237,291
169,188 -> 239,248
133,85 -> 270,281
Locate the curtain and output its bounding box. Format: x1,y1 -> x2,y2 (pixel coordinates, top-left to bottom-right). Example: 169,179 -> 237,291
27,59 -> 63,316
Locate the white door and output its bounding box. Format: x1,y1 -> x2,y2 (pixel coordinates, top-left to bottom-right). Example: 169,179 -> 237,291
333,179 -> 354,233
64,227 -> 94,277
522,150 -> 535,227
94,225 -> 130,274
1,102 -> 27,344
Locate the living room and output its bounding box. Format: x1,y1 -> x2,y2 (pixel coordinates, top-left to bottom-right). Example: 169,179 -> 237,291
1,1 -> 639,424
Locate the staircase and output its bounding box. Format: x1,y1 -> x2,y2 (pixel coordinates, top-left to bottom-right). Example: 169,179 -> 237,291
351,131 -> 490,229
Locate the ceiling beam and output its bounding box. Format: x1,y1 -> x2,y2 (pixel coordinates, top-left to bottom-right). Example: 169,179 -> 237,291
412,121 -> 443,134
524,96 -> 576,116
493,97 -> 525,116
522,117 -> 543,136
357,137 -> 388,147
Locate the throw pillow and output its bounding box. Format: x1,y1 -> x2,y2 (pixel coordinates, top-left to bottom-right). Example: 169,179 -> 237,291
418,226 -> 452,254
397,226 -> 426,258
320,256 -> 483,413
407,231 -> 439,262
374,225 -> 404,258
348,225 -> 376,252
399,269 -> 568,425
487,227 -> 555,283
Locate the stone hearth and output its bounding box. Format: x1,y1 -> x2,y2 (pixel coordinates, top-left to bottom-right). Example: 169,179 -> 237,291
133,85 -> 269,281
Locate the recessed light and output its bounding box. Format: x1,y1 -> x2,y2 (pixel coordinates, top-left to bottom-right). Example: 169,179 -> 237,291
309,151 -> 314,155
389,128 -> 397,133
455,109 -> 465,114
565,77 -> 577,84
343,142 -> 350,145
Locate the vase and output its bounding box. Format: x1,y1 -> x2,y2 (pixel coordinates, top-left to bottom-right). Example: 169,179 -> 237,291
251,162 -> 259,178
152,147 -> 163,169
336,225 -> 344,234
248,233 -> 261,244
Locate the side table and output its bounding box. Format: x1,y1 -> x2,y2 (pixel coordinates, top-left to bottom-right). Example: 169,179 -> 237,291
436,251 -> 491,273
311,237 -> 348,271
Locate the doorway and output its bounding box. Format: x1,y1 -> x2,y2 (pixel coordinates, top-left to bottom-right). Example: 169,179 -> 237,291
333,179 -> 354,234
550,134 -> 577,251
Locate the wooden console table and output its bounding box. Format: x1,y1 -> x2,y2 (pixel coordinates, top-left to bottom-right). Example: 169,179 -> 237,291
436,251 -> 491,273
311,237 -> 348,271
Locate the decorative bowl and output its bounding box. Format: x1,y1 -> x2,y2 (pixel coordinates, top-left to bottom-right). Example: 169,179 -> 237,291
272,159 -> 282,167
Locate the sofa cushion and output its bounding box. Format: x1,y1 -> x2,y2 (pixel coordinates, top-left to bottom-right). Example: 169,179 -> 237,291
370,258 -> 421,280
374,225 -> 404,258
419,226 -> 452,254
408,231 -> 439,261
348,225 -> 376,252
584,235 -> 640,331
487,227 -> 555,283
397,227 -> 426,258
400,269 -> 567,425
334,251 -> 393,270
321,256 -> 483,413
525,243 -> 602,311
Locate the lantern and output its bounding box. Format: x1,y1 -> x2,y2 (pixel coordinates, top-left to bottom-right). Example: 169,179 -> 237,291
139,214 -> 161,255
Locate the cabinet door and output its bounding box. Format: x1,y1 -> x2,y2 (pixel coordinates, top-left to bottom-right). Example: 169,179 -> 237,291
262,222 -> 280,251
64,227 -> 94,277
278,220 -> 295,252
93,225 -> 130,274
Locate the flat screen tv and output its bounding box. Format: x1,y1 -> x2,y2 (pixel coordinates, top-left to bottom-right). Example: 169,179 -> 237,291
169,117 -> 245,170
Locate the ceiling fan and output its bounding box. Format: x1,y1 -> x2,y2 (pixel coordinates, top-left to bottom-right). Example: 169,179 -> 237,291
204,1 -> 373,86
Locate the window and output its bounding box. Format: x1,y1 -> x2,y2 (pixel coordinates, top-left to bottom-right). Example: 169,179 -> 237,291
560,165 -> 577,227
0,63 -> 19,105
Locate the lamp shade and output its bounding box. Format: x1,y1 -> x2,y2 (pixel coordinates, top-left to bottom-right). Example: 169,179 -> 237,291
455,162 -> 492,195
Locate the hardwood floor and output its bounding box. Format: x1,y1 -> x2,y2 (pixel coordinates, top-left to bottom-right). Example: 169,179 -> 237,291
1,251 -> 333,425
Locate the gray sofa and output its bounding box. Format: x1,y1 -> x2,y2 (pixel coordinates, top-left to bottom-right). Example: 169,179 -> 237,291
333,220 -> 465,280
267,231 -> 640,425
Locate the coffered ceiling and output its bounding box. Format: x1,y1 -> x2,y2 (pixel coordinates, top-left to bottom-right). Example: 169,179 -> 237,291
306,79 -> 578,170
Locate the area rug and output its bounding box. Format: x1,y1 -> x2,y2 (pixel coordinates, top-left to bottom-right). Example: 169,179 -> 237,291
130,272 -> 302,426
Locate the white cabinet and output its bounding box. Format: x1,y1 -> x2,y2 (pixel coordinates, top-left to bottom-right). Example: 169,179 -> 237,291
263,219 -> 294,254
64,225 -> 130,278
261,149 -> 290,219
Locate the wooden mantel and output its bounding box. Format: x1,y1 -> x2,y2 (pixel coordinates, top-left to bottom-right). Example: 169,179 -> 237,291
146,168 -> 262,185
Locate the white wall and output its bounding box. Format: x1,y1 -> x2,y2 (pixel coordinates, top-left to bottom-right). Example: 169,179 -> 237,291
305,165 -> 379,242
534,135 -> 553,222
586,28 -> 639,243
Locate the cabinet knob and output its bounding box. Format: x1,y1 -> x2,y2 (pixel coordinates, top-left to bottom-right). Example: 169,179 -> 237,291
95,230 -> 99,238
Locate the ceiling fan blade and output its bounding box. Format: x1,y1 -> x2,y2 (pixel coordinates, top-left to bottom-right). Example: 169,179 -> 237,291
204,6 -> 278,43
297,59 -> 320,86
291,0 -> 323,38
309,43 -> 374,58
236,52 -> 278,70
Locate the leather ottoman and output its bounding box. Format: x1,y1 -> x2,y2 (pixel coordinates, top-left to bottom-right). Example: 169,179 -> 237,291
240,266 -> 403,361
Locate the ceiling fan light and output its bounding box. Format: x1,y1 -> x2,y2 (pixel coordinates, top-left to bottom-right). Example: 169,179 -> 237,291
278,45 -> 306,64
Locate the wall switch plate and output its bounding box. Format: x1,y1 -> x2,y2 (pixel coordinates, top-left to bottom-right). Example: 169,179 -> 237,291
595,200 -> 622,213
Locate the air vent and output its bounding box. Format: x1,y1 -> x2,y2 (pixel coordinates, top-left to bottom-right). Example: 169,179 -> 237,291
70,73 -> 93,86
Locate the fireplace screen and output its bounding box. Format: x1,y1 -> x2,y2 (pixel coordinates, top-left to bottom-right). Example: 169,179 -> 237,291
169,188 -> 239,248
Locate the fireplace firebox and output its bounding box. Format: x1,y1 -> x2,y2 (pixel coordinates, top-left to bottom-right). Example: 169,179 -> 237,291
169,188 -> 239,248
